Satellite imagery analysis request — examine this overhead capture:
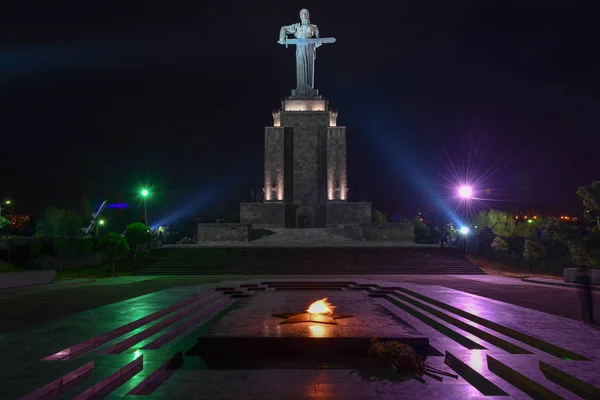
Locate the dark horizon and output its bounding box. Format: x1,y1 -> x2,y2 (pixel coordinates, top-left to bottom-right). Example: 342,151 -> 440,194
3,1 -> 599,224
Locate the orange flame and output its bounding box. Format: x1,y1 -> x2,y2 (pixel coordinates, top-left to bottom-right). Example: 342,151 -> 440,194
306,297 -> 336,315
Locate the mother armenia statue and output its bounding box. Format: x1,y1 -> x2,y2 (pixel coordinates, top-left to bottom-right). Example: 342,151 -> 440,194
278,9 -> 335,96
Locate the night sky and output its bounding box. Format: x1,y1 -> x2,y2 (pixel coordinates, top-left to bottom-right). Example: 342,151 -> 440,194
3,1 -> 600,226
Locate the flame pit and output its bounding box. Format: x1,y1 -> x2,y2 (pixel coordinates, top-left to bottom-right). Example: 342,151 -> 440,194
273,297 -> 352,325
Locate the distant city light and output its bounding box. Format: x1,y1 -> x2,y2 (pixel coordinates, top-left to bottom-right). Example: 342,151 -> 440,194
527,219 -> 533,224
458,186 -> 473,198
460,226 -> 469,235
5,200 -> 11,205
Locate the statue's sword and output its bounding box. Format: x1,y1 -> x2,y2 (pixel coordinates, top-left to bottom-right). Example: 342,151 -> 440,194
284,37 -> 336,49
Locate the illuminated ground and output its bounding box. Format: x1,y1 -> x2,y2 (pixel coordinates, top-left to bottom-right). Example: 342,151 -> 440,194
1,275 -> 599,399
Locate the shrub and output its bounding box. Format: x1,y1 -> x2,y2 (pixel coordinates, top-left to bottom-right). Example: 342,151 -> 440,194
28,241 -> 44,257
97,233 -> 130,275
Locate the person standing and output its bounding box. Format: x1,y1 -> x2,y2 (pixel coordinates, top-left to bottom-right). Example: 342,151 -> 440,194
579,267 -> 596,325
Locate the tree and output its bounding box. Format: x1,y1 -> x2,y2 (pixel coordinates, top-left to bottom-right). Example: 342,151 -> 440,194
546,220 -> 578,244
97,233 -> 130,275
372,209 -> 388,223
577,181 -> 600,230
125,222 -> 151,261
547,215 -> 600,268
475,210 -> 516,237
523,240 -> 545,274
414,217 -> 428,243
513,217 -> 548,238
36,207 -> 83,237
0,215 -> 9,229
491,236 -> 508,272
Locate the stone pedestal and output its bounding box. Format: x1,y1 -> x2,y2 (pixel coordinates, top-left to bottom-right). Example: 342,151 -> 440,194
239,94 -> 372,229
324,202 -> 372,227
240,202 -> 297,228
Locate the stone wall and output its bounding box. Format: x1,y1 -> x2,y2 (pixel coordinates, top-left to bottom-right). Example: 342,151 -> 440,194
563,268 -> 600,285
197,223 -> 250,242
280,110 -> 330,207
328,226 -> 365,241
361,222 -> 415,242
325,127 -> 347,201
264,127 -> 294,202
0,270 -> 56,290
240,203 -> 297,228
324,202 -> 372,227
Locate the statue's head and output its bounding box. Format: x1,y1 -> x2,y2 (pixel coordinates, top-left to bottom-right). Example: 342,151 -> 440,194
299,9 -> 310,23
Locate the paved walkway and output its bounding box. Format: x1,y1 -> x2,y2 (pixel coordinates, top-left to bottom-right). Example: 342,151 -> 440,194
2,277 -> 599,399
523,276 -> 600,291
1,274 -> 597,334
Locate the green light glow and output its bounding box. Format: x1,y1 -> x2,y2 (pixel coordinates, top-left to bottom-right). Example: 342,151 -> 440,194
5,200 -> 11,205
98,219 -> 106,225
528,219 -> 533,223
141,189 -> 149,197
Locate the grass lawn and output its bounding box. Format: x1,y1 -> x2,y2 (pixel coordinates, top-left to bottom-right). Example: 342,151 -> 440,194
56,259 -> 137,280
0,262 -> 24,273
467,254 -> 563,280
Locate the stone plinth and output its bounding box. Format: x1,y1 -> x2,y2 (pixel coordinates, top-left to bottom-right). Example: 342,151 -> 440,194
563,268 -> 600,285
361,222 -> 416,242
239,202 -> 297,228
280,110 -> 331,207
237,93 -> 376,230
197,223 -> 250,242
203,291 -> 422,339
191,290 -> 428,368
0,270 -> 56,290
324,202 -> 372,227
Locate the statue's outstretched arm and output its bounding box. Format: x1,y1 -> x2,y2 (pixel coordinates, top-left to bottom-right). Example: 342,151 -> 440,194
278,24 -> 296,44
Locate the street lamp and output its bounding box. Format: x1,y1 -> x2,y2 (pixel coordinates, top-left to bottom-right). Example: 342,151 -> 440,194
460,226 -> 469,235
0,199 -> 11,215
140,189 -> 150,226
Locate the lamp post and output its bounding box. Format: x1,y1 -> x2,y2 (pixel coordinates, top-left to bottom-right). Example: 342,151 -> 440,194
0,199 -> 11,216
140,189 -> 150,226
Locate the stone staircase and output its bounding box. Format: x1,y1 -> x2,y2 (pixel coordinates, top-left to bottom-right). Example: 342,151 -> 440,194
135,246 -> 486,275
249,228 -> 363,246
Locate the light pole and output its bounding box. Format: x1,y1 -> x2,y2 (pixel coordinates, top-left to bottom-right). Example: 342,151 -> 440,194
0,199 -> 12,219
141,189 -> 150,226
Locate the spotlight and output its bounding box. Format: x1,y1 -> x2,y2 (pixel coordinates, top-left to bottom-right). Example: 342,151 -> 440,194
458,186 -> 473,199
